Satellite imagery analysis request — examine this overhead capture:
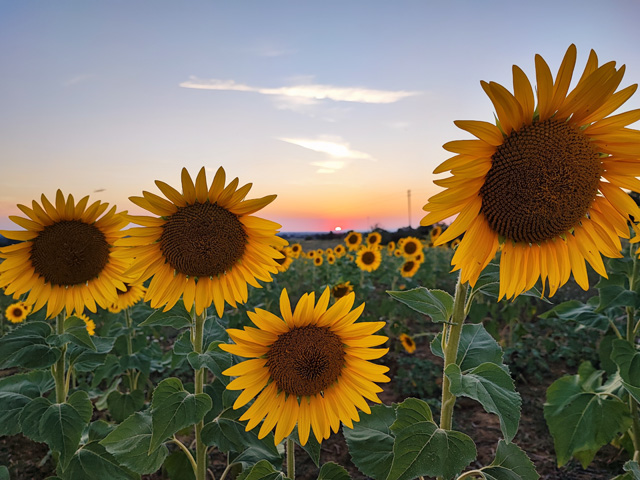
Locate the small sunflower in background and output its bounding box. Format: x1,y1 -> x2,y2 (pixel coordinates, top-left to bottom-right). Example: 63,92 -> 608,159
290,243 -> 303,258
120,167 -> 287,317
400,236 -> 423,258
315,248 -> 324,257
5,302 -> 28,324
306,250 -> 317,259
355,245 -> 382,272
386,241 -> 396,255
0,191 -> 129,318
366,231 -> 382,246
451,239 -> 461,249
108,282 -> 147,313
344,231 -> 362,251
430,226 -> 442,244
327,254 -> 336,265
313,256 -> 324,267
70,312 -> 97,336
400,259 -> 421,278
220,288 -> 389,445
331,280 -> 354,299
399,333 -> 417,354
414,252 -> 424,263
324,247 -> 334,256
393,249 -> 403,257
422,44 -> 640,299
347,254 -> 355,262
18,302 -> 33,315
274,247 -> 294,273
334,244 -> 346,258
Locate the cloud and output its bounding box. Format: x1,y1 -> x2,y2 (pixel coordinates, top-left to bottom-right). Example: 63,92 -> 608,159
63,74 -> 95,87
279,137 -> 374,173
180,77 -> 420,104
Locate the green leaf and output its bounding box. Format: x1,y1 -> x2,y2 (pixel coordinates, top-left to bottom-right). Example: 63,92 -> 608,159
236,460 -> 289,480
187,341 -> 232,385
0,371 -> 54,436
624,460 -> 640,480
101,412 -> 169,474
387,398 -> 476,480
431,323 -> 503,370
318,462 -> 351,480
387,287 -> 454,323
107,390 -> 146,423
201,407 -> 278,462
40,400 -> 91,469
478,440 -> 539,480
50,315 -> 96,351
292,426 -> 321,467
0,466 -> 8,480
596,285 -> 639,312
139,302 -> 192,329
163,450 -> 195,480
68,390 -> 93,423
20,397 -> 52,443
149,377 -> 212,452
539,300 -> 609,331
445,363 -> 521,442
60,442 -> 140,480
0,321 -> 60,369
174,317 -> 230,356
88,420 -> 115,442
343,404 -> 396,479
611,340 -> 640,403
544,372 -> 632,467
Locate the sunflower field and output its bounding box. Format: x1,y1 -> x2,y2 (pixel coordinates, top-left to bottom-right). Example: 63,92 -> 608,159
2,44 -> 640,480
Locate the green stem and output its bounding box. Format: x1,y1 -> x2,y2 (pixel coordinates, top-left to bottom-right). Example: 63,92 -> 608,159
627,247 -> 640,462
193,309 -> 207,480
124,308 -> 138,391
52,312 -> 67,403
287,436 -> 295,480
439,275 -> 467,431
172,436 -> 198,476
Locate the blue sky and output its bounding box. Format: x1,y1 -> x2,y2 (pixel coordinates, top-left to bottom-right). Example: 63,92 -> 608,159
1,1 -> 640,232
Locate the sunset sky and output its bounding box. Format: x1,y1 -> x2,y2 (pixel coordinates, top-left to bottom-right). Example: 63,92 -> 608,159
1,1 -> 640,232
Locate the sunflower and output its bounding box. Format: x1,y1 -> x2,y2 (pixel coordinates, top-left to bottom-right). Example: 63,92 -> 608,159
19,302 -> 33,315
72,313 -> 96,336
451,239 -> 461,249
325,247 -> 334,256
430,226 -> 442,243
399,333 -> 416,354
414,252 -> 425,263
393,249 -> 403,257
334,244 -> 346,258
313,256 -> 324,267
119,167 -> 288,317
400,236 -> 423,258
327,254 -> 336,265
355,245 -> 382,272
306,250 -> 317,259
422,44 -> 640,299
400,259 -> 421,278
108,282 -> 147,313
344,231 -> 362,251
290,243 -> 303,258
0,191 -> 129,318
366,232 -> 382,246
5,302 -> 28,324
220,287 -> 389,445
386,241 -> 396,255
274,247 -> 294,273
331,281 -> 354,299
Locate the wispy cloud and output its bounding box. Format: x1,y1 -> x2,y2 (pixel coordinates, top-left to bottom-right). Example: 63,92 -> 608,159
63,74 -> 95,87
180,77 -> 420,104
279,136 -> 374,173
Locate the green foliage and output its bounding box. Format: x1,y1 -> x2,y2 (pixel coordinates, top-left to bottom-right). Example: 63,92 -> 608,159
0,321 -> 60,369
393,356 -> 441,401
431,323 -> 503,370
475,440 -> 539,480
387,287 -> 454,323
236,460 -> 290,480
60,442 -> 140,480
106,390 -> 145,423
317,462 -> 352,480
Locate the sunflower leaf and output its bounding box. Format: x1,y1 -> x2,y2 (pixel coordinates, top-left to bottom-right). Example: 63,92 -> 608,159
445,363 -> 521,442
106,390 -> 146,423
59,441 -> 140,480
291,426 -> 321,467
236,459 -> 290,480
477,440 -> 539,480
387,287 -> 454,323
431,323 -> 503,370
387,398 -> 476,480
139,301 -> 192,329
610,340 -> 640,404
0,371 -> 55,436
343,404 -> 396,479
187,341 -> 232,385
101,412 -> 169,475
0,321 -> 60,369
149,377 -> 212,452
539,299 -> 610,331
318,462 -> 352,480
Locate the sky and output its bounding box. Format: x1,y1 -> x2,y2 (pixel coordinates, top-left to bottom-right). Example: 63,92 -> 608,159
1,1 -> 640,233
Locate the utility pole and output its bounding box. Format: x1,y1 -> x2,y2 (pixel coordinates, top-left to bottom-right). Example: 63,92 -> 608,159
407,189 -> 411,228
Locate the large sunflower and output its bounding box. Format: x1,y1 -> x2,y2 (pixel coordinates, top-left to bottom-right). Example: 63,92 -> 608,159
355,245 -> 382,272
0,191 -> 129,318
423,45 -> 640,299
220,288 -> 389,445
119,167 -> 287,316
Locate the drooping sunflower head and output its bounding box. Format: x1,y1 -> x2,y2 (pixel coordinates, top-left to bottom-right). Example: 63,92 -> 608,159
334,244 -> 346,258
313,255 -> 324,267
366,231 -> 382,246
430,226 -> 442,243
331,280 -> 354,299
399,333 -> 416,354
400,236 -> 423,258
400,259 -> 421,278
344,231 -> 362,251
120,167 -> 288,316
422,44 -> 640,299
274,247 -> 294,273
0,191 -> 129,318
355,245 -> 382,272
220,287 -> 389,445
386,241 -> 396,255
290,243 -> 303,258
5,302 -> 28,324
107,282 -> 147,313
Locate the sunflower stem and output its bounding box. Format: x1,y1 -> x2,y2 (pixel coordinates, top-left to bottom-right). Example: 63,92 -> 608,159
125,308 -> 138,391
172,436 -> 198,477
193,308 -> 207,480
53,312 -> 67,403
627,248 -> 640,462
286,436 -> 295,479
439,275 -> 467,431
